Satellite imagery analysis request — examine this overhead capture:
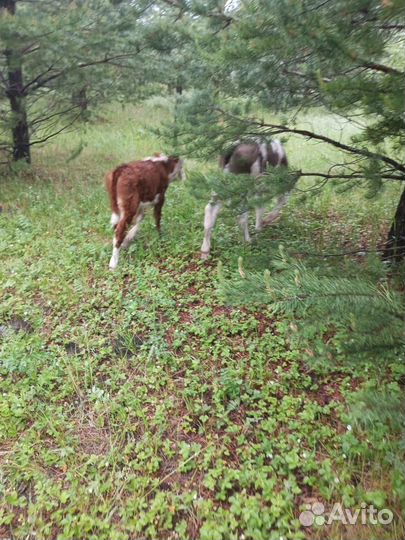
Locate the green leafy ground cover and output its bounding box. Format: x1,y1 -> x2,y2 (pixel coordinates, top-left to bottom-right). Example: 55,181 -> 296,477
0,102 -> 403,539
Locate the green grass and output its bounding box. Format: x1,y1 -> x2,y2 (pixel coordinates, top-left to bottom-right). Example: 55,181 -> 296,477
0,101 -> 403,540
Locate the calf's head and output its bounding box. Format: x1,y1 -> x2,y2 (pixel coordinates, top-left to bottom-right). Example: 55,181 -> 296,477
167,156 -> 184,182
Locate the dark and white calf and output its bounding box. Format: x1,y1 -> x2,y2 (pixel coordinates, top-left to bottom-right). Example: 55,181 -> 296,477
201,140 -> 289,259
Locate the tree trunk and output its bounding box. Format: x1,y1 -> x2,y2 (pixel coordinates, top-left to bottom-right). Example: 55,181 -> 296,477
2,0 -> 31,163
383,183 -> 405,262
72,87 -> 89,120
0,0 -> 14,12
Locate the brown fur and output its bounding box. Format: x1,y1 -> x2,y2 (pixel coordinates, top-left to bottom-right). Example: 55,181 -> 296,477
228,143 -> 262,173
106,157 -> 181,249
220,141 -> 288,173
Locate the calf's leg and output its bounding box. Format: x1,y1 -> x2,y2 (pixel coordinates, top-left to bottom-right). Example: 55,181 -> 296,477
251,156 -> 265,232
111,212 -> 120,228
121,209 -> 145,249
153,195 -> 165,235
238,211 -> 251,243
109,200 -> 139,270
109,216 -> 130,270
255,207 -> 265,231
201,201 -> 222,259
263,193 -> 290,225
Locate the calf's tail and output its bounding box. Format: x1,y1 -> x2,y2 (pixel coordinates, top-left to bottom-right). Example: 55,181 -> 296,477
106,164 -> 128,217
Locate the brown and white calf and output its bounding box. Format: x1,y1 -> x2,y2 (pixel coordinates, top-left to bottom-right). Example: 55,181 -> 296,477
201,139 -> 289,259
106,154 -> 183,269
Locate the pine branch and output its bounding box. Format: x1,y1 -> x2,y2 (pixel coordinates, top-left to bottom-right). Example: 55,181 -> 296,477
379,24 -> 405,30
288,247 -> 401,258
299,171 -> 404,181
219,263 -> 404,362
260,124 -> 405,175
23,51 -> 147,95
29,104 -> 82,127
29,113 -> 82,146
361,62 -> 403,76
22,64 -> 56,94
213,107 -> 405,175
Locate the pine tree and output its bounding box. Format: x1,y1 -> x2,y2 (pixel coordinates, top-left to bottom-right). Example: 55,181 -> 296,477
172,0 -> 405,258
165,0 -> 405,377
218,249 -> 404,363
0,0 -> 182,163
217,249 -> 405,441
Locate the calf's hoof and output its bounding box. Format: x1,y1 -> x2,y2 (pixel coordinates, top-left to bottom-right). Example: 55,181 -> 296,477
262,214 -> 281,226
200,251 -> 210,260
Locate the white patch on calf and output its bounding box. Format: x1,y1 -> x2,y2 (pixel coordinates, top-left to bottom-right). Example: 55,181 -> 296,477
109,238 -> 120,270
270,140 -> 285,166
259,143 -> 268,165
250,158 -> 262,177
201,201 -> 222,257
255,207 -> 265,231
110,212 -> 120,227
238,212 -> 251,242
143,155 -> 169,162
140,194 -> 160,209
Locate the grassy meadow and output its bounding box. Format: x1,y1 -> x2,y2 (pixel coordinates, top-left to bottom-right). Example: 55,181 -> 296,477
0,101 -> 403,540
